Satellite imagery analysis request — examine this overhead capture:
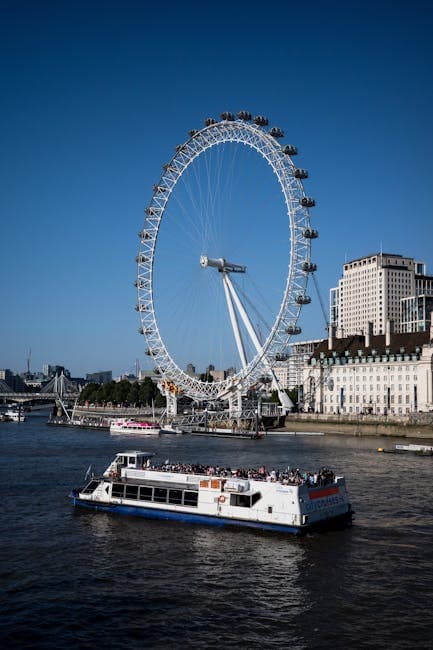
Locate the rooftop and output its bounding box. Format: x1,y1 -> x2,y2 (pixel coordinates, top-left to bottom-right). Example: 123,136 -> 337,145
311,330 -> 430,360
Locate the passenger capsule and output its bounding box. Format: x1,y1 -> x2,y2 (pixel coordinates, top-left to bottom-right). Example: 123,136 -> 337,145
294,168 -> 308,179
153,184 -> 168,193
275,353 -> 289,362
237,110 -> 252,121
204,117 -> 217,126
254,115 -> 269,126
138,230 -> 151,240
163,163 -> 175,172
286,324 -> 302,335
296,294 -> 311,305
301,261 -> 317,273
135,303 -> 149,312
188,129 -> 198,137
220,111 -> 235,121
282,144 -> 298,156
136,254 -> 148,264
303,228 -> 319,239
300,197 -> 316,208
145,207 -> 158,216
145,348 -> 156,356
269,127 -> 284,138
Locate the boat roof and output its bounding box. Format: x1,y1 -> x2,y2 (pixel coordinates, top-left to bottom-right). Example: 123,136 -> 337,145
116,451 -> 155,456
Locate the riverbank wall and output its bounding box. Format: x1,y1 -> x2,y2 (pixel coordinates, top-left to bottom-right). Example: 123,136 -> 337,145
280,413 -> 433,439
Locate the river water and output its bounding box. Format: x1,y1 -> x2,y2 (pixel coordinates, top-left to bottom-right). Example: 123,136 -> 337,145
1,416 -> 433,649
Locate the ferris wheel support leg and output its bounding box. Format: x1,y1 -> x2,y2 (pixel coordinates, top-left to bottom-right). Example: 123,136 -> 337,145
222,272 -> 247,369
225,274 -> 294,414
224,274 -> 263,354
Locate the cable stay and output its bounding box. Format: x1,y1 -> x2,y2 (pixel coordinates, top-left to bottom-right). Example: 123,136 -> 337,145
311,272 -> 329,330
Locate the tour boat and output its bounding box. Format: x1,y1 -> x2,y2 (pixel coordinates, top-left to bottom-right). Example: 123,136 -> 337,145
110,419 -> 160,435
69,450 -> 353,535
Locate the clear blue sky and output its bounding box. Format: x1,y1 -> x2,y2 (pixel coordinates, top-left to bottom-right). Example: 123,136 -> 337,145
1,0 -> 432,378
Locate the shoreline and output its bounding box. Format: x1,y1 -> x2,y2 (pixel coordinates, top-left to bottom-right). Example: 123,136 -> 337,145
278,415 -> 433,439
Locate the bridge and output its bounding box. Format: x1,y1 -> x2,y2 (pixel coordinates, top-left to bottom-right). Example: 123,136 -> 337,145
0,373 -> 80,418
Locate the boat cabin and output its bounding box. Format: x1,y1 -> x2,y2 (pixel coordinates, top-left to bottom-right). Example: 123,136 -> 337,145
114,451 -> 155,470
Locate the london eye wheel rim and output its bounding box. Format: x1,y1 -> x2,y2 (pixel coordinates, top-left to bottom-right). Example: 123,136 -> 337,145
136,118 -> 314,401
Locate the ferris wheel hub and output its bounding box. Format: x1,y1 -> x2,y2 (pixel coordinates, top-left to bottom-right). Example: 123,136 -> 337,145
200,255 -> 246,274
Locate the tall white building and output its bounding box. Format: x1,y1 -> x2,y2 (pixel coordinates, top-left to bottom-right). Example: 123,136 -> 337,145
330,253 -> 432,336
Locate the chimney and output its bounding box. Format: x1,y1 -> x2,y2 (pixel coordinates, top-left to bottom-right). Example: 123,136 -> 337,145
385,319 -> 394,347
328,325 -> 336,351
365,321 -> 373,348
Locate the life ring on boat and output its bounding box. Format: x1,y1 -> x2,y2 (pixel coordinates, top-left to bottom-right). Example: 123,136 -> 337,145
218,495 -> 226,504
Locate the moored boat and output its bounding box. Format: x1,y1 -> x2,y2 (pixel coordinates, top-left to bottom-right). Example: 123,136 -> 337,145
110,418 -> 160,435
5,409 -> 25,422
378,443 -> 433,455
159,424 -> 184,435
395,443 -> 433,455
70,450 -> 353,535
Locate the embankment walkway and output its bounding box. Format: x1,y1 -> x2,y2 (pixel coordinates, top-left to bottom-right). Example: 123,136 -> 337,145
280,413 -> 433,439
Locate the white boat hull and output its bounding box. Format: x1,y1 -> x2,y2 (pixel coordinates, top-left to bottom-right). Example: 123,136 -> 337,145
70,451 -> 352,535
109,419 -> 160,435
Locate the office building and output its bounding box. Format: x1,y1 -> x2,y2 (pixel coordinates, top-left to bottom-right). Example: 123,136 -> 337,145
330,253 -> 433,336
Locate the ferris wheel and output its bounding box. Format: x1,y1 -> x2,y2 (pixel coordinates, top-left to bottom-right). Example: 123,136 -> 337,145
136,111 -> 318,405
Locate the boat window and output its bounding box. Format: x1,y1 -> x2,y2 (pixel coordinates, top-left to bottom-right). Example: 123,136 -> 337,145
128,457 -> 135,465
139,486 -> 153,501
168,489 -> 183,504
251,492 -> 262,505
125,485 -> 139,499
112,483 -> 125,498
183,491 -> 198,507
82,480 -> 99,494
230,494 -> 251,508
154,488 -> 168,503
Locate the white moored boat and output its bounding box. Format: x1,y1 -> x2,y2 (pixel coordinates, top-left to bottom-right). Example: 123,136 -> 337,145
70,451 -> 353,535
395,443 -> 433,455
6,409 -> 25,422
110,419 -> 160,435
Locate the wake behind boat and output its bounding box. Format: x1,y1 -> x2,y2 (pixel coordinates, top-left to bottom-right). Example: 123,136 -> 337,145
110,418 -> 160,435
70,450 -> 353,535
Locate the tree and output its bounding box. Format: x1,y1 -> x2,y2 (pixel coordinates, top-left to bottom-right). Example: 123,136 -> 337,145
113,380 -> 131,405
127,382 -> 140,406
154,390 -> 166,408
79,383 -> 100,404
139,377 -> 156,406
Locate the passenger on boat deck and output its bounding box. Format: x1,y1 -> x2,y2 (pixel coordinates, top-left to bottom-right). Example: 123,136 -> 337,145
144,460 -> 335,487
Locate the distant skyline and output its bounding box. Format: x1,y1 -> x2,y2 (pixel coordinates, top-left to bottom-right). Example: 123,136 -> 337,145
1,0 -> 432,377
